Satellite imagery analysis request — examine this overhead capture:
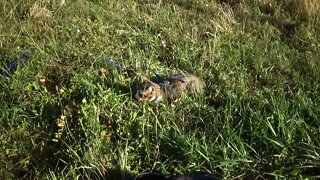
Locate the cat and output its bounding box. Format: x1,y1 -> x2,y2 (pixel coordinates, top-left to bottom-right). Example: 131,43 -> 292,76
135,73 -> 205,103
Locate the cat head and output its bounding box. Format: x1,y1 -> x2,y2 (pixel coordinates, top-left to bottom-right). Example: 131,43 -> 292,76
135,75 -> 162,103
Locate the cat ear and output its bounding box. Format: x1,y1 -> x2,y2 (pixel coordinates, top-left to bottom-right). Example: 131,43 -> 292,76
148,86 -> 154,92
138,75 -> 149,82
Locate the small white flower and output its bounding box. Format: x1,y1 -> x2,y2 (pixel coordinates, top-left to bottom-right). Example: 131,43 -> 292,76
161,40 -> 166,48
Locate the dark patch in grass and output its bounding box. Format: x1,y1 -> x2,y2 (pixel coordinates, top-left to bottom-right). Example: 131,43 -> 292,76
157,44 -> 176,68
208,92 -> 226,108
29,140 -> 71,177
158,134 -> 189,167
259,2 -> 276,15
300,108 -> 318,128
19,103 -> 84,178
109,81 -> 133,98
273,18 -> 298,40
217,0 -> 243,7
302,167 -> 320,178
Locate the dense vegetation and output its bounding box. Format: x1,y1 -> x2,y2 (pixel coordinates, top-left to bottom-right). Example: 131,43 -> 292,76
1,0 -> 320,179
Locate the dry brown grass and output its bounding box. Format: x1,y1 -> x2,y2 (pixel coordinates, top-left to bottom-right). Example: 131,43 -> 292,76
282,0 -> 320,20
29,2 -> 52,18
212,4 -> 239,35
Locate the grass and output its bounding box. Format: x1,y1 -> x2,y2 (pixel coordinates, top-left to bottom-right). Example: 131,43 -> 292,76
1,0 -> 320,179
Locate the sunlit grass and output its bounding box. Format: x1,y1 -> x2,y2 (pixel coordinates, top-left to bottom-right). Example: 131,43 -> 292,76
1,0 -> 320,179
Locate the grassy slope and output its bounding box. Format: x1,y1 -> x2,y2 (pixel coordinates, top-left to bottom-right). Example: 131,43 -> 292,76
1,0 -> 320,179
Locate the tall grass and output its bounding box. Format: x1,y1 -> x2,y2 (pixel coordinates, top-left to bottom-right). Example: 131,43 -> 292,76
1,0 -> 320,179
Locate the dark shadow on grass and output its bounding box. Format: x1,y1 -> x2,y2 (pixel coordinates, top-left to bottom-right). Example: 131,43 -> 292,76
302,167 -> 320,178
21,66 -> 137,178
130,171 -> 221,180
107,80 -> 135,99
25,102 -> 87,178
